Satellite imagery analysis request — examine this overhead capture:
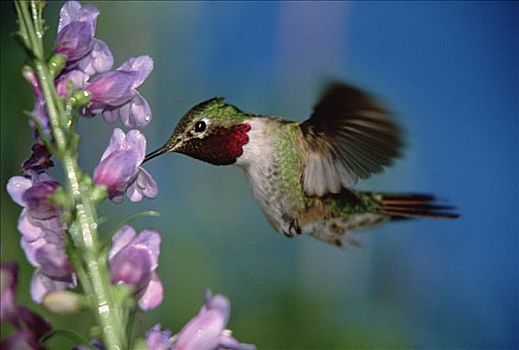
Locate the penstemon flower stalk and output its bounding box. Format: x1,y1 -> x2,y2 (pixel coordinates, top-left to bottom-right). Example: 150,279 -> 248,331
4,1 -> 255,350
12,1 -> 134,348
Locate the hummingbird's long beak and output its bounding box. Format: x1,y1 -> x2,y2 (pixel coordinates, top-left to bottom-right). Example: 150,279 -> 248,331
143,144 -> 170,164
143,138 -> 183,163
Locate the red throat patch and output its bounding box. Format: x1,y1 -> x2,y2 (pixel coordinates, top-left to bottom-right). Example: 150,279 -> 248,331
178,123 -> 251,165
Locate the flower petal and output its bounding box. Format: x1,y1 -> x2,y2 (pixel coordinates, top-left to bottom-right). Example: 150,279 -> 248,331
22,67 -> 42,97
101,107 -> 120,124
58,1 -> 99,32
55,21 -> 95,61
117,55 -> 154,88
56,69 -> 90,96
58,0 -> 82,31
20,237 -> 47,267
109,225 -> 137,259
30,270 -> 75,303
204,293 -> 230,326
18,216 -> 50,244
21,143 -> 54,174
138,273 -> 163,311
94,129 -> 151,202
0,329 -> 42,350
117,91 -> 152,128
6,176 -> 32,207
18,212 -> 45,242
34,244 -> 74,280
173,292 -> 231,350
146,324 -> 172,350
0,263 -> 18,323
131,229 -> 161,268
217,331 -> 257,350
110,247 -> 151,287
125,129 -> 147,161
22,180 -> 60,220
18,306 -> 53,341
31,97 -> 51,135
126,167 -> 158,202
77,38 -> 114,75
99,128 -> 125,161
94,151 -> 140,200
86,70 -> 137,106
35,172 -> 55,183
174,308 -> 226,350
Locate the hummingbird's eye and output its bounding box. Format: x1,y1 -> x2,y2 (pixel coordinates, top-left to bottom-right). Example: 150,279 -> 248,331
194,120 -> 206,133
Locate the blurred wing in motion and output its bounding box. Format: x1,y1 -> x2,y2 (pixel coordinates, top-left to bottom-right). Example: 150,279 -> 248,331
300,82 -> 402,196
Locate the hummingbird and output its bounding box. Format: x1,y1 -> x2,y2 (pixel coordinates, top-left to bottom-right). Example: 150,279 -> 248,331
144,82 -> 458,246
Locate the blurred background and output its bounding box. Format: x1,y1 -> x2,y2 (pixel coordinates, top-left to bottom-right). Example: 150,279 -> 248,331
1,1 -> 518,348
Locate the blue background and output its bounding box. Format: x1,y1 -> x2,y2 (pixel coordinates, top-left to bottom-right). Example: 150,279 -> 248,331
1,1 -> 518,348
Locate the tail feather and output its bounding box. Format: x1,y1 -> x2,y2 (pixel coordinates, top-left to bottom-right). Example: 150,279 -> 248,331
378,193 -> 459,219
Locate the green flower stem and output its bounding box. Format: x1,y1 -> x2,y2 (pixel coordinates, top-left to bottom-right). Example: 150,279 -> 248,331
15,1 -> 124,349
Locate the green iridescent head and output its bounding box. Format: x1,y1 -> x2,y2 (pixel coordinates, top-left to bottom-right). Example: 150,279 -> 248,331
144,97 -> 252,165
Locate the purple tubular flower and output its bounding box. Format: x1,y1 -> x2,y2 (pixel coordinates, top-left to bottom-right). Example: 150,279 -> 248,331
0,263 -> 18,323
6,174 -> 76,303
7,176 -> 33,207
17,306 -> 52,342
32,97 -> 49,135
87,70 -> 136,105
54,1 -> 114,75
94,128 -> 158,203
56,69 -> 90,97
58,1 -> 99,31
55,20 -> 95,61
109,225 -> 163,311
23,67 -> 50,135
31,271 -> 76,304
0,263 -> 52,350
84,56 -> 154,128
56,1 -> 113,74
21,143 -> 54,174
0,330 -> 43,350
1,306 -> 52,350
24,2 -> 114,136
22,180 -> 60,220
172,291 -> 256,350
146,324 -> 173,350
77,38 -> 114,75
126,167 -> 158,202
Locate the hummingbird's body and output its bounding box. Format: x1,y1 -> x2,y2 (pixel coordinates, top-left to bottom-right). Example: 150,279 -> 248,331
145,82 -> 458,246
236,117 -> 382,245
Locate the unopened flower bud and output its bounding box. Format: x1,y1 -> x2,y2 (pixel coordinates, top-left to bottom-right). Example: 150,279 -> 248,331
42,290 -> 83,315
48,54 -> 67,78
35,0 -> 46,12
70,89 -> 91,108
22,65 -> 36,84
90,185 -> 107,203
109,225 -> 163,311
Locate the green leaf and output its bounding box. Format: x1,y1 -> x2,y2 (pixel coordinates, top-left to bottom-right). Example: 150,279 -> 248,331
117,210 -> 161,226
40,328 -> 88,347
